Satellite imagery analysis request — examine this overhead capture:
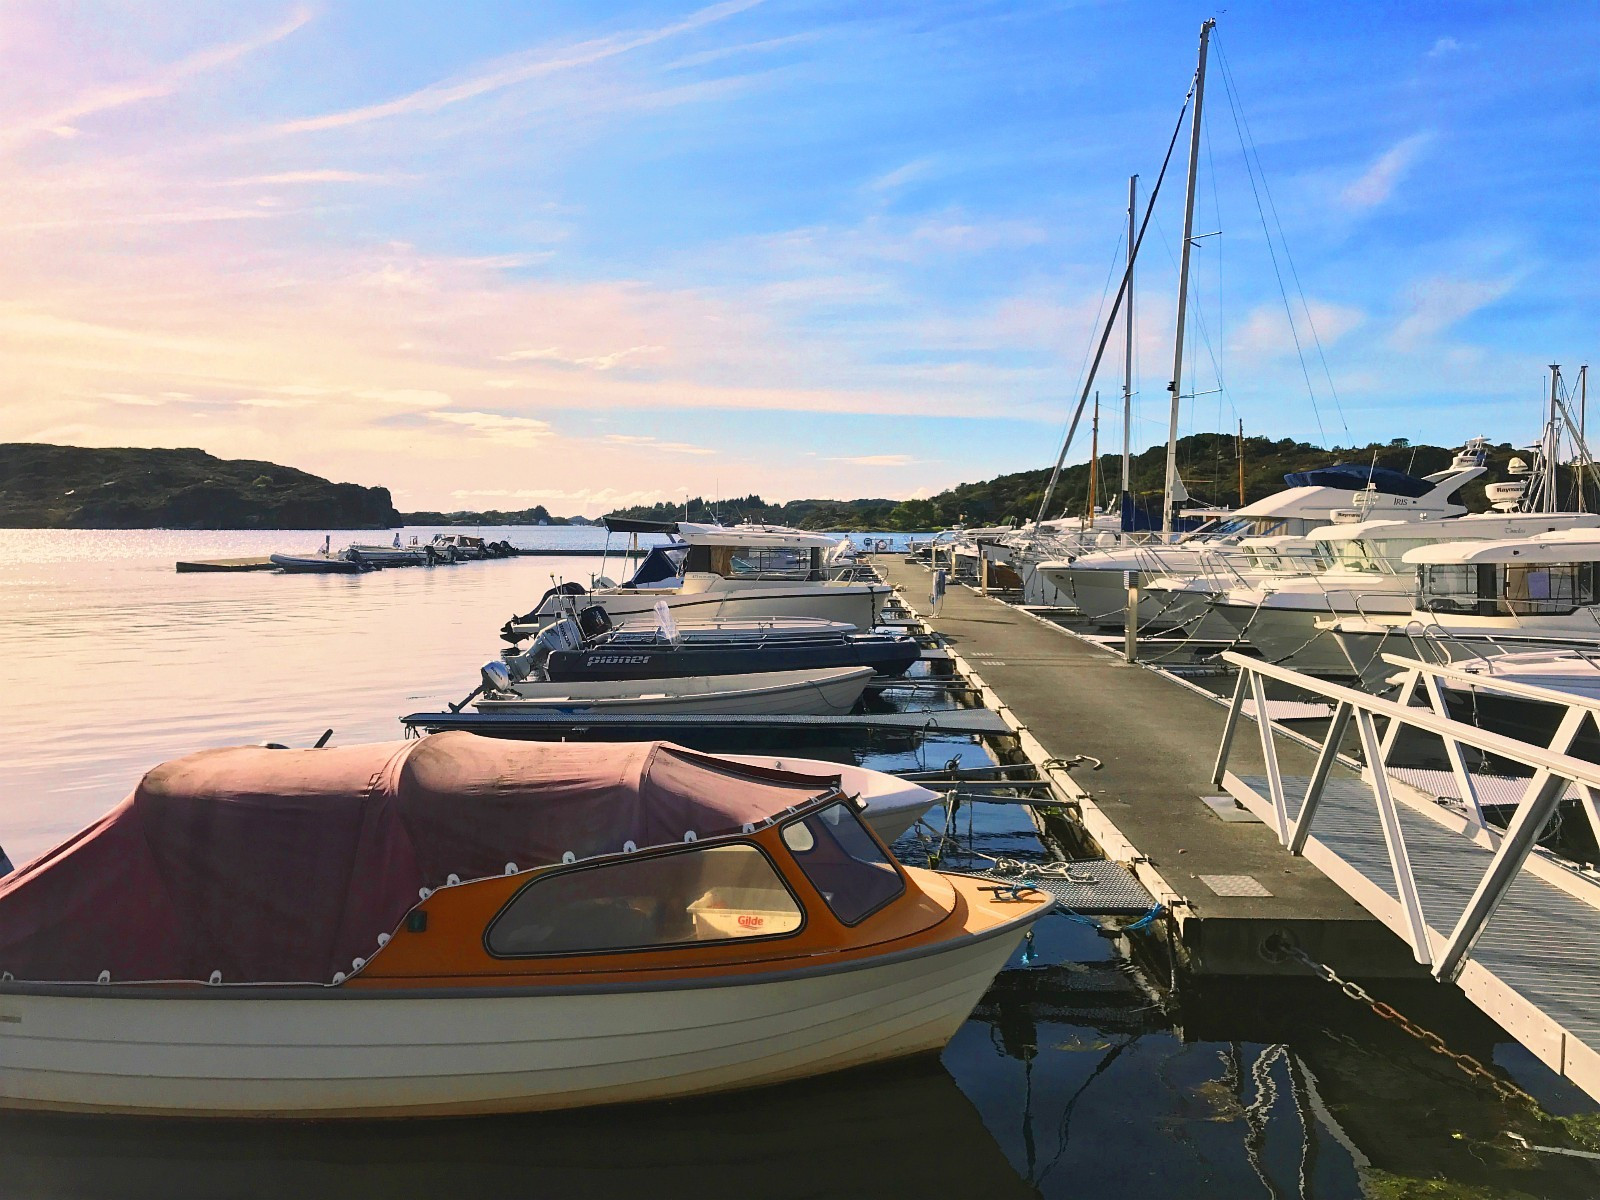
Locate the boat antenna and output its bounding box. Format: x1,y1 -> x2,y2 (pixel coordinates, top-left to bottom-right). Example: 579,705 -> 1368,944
1162,17 -> 1216,538
1033,74 -> 1198,528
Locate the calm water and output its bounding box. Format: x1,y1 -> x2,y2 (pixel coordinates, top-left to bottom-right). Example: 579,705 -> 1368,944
0,526 -> 1596,1198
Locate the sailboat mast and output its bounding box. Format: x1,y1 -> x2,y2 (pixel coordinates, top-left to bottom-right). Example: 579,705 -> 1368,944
1122,175 -> 1136,508
1549,363 -> 1561,514
1087,393 -> 1100,522
1237,419 -> 1246,507
1162,17 -> 1215,538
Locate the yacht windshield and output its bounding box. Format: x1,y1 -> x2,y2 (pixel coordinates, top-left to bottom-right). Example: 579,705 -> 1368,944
1419,561 -> 1600,617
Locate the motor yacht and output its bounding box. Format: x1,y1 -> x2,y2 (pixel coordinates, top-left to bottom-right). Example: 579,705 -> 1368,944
0,735 -> 1049,1117
503,523 -> 891,641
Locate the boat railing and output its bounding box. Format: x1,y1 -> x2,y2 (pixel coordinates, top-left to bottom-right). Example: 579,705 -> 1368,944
1212,649 -> 1600,983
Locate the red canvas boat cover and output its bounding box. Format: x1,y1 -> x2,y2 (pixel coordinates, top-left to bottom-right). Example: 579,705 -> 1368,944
0,735 -> 839,986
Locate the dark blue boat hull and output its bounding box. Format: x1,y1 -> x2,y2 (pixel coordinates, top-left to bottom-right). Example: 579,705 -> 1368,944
544,635 -> 920,682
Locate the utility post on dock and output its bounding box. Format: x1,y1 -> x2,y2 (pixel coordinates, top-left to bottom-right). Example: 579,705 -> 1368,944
1124,571 -> 1139,663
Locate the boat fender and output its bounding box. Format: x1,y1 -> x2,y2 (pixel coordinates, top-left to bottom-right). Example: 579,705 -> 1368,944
208,971 -> 222,985
446,874 -> 461,886
683,831 -> 697,842
376,933 -> 390,947
1,973 -> 11,982
563,851 -> 578,863
504,862 -> 518,875
97,971 -> 110,984
620,843 -> 635,855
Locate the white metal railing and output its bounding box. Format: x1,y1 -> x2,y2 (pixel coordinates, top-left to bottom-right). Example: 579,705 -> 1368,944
1211,649 -> 1600,982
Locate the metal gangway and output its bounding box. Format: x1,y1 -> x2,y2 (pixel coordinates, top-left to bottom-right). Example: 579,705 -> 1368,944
1212,650 -> 1600,1103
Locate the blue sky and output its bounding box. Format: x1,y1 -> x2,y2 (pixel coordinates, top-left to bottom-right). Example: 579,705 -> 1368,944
1,1 -> 1595,511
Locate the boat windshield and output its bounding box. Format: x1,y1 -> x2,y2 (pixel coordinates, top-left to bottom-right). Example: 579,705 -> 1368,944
1181,516 -> 1292,543
486,843 -> 803,957
781,802 -> 904,925
1419,561 -> 1600,617
1327,537 -> 1431,574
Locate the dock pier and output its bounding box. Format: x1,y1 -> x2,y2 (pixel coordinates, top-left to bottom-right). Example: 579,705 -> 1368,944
871,552 -> 1425,980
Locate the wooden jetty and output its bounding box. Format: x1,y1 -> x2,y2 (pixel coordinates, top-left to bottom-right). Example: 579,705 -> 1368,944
871,553 -> 1418,979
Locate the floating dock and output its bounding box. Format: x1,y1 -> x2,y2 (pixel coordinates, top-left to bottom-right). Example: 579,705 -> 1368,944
871,553 -> 1418,979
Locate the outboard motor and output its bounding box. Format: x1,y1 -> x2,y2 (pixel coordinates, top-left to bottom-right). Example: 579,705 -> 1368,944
480,659 -> 513,695
577,605 -> 613,640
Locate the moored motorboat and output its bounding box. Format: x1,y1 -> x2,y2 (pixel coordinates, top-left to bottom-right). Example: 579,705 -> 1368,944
0,735 -> 1050,1117
269,551 -> 370,575
474,666 -> 876,717
502,522 -> 891,641
505,606 -> 920,683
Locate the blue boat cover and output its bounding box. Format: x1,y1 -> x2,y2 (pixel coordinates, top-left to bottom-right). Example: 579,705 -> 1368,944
1120,494 -> 1206,534
1281,463 -> 1432,498
623,545 -> 686,588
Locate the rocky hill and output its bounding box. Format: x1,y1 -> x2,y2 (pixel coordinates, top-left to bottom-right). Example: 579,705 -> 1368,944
0,444 -> 401,529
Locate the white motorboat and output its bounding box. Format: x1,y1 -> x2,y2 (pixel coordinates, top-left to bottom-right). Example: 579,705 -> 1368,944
1211,509 -> 1600,674
0,736 -> 1050,1116
720,753 -> 938,843
503,522 -> 891,640
474,666 -> 876,716
1039,448 -> 1490,629
1326,528 -> 1600,689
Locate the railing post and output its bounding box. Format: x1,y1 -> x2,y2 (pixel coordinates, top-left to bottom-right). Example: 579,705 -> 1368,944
1288,700 -> 1353,854
1354,708 -> 1433,966
1250,671 -> 1290,842
1377,665 -> 1421,763
1418,672 -> 1486,829
1211,667 -> 1249,786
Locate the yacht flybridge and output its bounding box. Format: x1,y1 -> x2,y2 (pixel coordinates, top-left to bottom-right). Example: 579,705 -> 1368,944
502,521 -> 892,642
1038,445 -> 1492,628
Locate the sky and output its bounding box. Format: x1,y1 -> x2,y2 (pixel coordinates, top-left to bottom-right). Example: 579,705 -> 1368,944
0,2 -> 1596,515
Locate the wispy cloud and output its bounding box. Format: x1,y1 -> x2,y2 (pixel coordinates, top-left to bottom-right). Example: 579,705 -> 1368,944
219,169 -> 399,186
1341,134 -> 1431,210
827,453 -> 916,467
604,434 -> 715,455
1427,37 -> 1464,58
499,344 -> 663,370
0,8 -> 312,154
1230,301 -> 1366,364
427,410 -> 553,447
274,0 -> 761,135
1391,276 -> 1516,350
867,158 -> 934,193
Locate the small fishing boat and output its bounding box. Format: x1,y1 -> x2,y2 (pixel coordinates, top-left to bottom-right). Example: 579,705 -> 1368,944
346,543 -> 428,567
475,666 -> 875,717
0,735 -> 1050,1116
268,552 -> 370,575
507,606 -> 920,683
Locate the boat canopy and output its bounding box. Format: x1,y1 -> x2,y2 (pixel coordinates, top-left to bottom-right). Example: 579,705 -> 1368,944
603,517 -> 680,535
622,544 -> 687,588
1281,463 -> 1434,499
0,736 -> 841,986
1406,530 -> 1600,567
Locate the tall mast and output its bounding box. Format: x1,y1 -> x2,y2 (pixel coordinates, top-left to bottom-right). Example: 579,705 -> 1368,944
1162,17 -> 1215,538
1087,393 -> 1100,522
1548,363 -> 1561,514
1121,175 -> 1137,508
1237,418 -> 1246,506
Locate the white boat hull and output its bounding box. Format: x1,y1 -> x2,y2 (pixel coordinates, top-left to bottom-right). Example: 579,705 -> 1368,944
516,582 -> 890,638
477,667 -> 874,717
721,754 -> 937,843
0,922 -> 1030,1117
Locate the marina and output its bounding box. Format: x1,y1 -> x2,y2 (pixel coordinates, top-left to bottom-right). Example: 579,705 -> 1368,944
3,3 -> 1599,1193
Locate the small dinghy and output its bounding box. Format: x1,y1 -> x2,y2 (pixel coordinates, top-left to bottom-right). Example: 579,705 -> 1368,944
0,735 -> 1048,1117
269,552 -> 370,575
507,605 -> 920,684
474,666 -> 875,717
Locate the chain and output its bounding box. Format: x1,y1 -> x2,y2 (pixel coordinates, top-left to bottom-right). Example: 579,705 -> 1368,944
1268,936 -> 1544,1112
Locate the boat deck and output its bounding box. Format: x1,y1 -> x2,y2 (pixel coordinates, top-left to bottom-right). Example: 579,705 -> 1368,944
872,554 -> 1412,977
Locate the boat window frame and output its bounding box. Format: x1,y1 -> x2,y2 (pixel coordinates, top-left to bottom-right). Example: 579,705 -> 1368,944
482,838 -> 809,960
1417,560 -> 1600,618
778,800 -> 906,927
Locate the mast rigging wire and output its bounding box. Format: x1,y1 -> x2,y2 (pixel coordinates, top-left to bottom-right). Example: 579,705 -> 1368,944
1033,84 -> 1196,527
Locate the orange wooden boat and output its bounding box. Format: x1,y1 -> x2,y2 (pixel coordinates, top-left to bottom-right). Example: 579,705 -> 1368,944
0,735 -> 1050,1117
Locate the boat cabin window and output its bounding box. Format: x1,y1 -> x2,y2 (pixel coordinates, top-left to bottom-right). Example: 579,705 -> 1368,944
781,802 -> 904,926
1418,561 -> 1600,617
486,844 -> 803,957
684,545 -> 822,580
